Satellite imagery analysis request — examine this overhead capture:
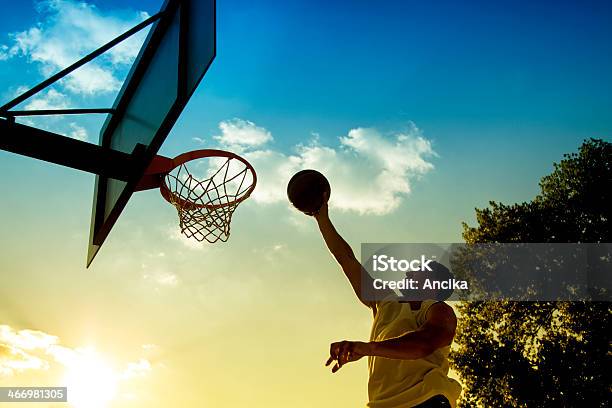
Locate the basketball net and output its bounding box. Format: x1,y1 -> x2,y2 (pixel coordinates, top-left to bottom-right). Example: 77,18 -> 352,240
159,151 -> 256,243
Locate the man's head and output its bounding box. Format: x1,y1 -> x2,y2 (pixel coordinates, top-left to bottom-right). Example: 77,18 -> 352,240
403,261 -> 454,301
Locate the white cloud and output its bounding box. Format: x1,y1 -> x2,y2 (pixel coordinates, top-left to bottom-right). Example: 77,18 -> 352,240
250,243 -> 289,262
0,325 -> 153,385
0,325 -> 58,351
168,226 -> 208,250
68,122 -> 88,141
121,358 -> 151,379
23,88 -> 69,111
0,44 -> 9,60
3,0 -> 149,95
214,118 -> 273,149
0,344 -> 49,376
211,119 -> 436,215
240,148 -> 302,204
0,325 -> 60,376
141,343 -> 160,352
145,270 -> 179,287
142,256 -> 181,287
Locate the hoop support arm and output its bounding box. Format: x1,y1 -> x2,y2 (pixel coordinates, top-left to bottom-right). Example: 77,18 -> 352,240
0,119 -> 140,181
135,155 -> 174,191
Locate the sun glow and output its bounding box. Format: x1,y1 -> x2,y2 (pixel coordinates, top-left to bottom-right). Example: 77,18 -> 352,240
62,348 -> 118,408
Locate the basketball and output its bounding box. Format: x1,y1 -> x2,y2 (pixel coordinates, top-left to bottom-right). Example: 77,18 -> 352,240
287,169 -> 331,215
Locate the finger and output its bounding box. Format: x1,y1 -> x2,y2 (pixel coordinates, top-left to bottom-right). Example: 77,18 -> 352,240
330,342 -> 342,359
332,361 -> 342,373
325,356 -> 334,366
339,343 -> 352,365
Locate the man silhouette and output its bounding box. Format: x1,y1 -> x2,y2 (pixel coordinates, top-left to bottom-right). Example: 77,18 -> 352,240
312,195 -> 462,407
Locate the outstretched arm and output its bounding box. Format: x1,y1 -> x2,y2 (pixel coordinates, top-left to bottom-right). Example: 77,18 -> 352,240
326,302 -> 456,372
314,197 -> 373,309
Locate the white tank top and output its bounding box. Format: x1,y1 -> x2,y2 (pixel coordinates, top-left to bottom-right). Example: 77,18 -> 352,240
367,299 -> 462,407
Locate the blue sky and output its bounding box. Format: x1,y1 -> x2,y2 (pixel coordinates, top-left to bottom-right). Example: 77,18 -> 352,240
3,0 -> 611,138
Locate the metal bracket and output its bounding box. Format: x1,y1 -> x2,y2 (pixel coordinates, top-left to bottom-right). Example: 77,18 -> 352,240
0,119 -> 139,181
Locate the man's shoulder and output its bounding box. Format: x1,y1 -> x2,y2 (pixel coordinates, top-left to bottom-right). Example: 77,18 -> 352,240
424,301 -> 457,328
418,301 -> 455,327
427,300 -> 454,313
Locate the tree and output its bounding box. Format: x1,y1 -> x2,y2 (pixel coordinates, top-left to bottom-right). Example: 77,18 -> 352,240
451,139 -> 611,407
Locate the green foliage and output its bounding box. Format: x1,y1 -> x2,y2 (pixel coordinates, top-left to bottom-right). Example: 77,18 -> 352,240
452,139 -> 611,407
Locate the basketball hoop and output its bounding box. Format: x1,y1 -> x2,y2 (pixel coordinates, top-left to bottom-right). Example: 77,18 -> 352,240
140,149 -> 257,243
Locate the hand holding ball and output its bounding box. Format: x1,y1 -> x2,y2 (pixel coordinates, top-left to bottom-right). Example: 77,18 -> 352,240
287,170 -> 331,215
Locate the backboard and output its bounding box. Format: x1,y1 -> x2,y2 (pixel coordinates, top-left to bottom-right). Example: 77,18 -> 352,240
88,0 -> 216,266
